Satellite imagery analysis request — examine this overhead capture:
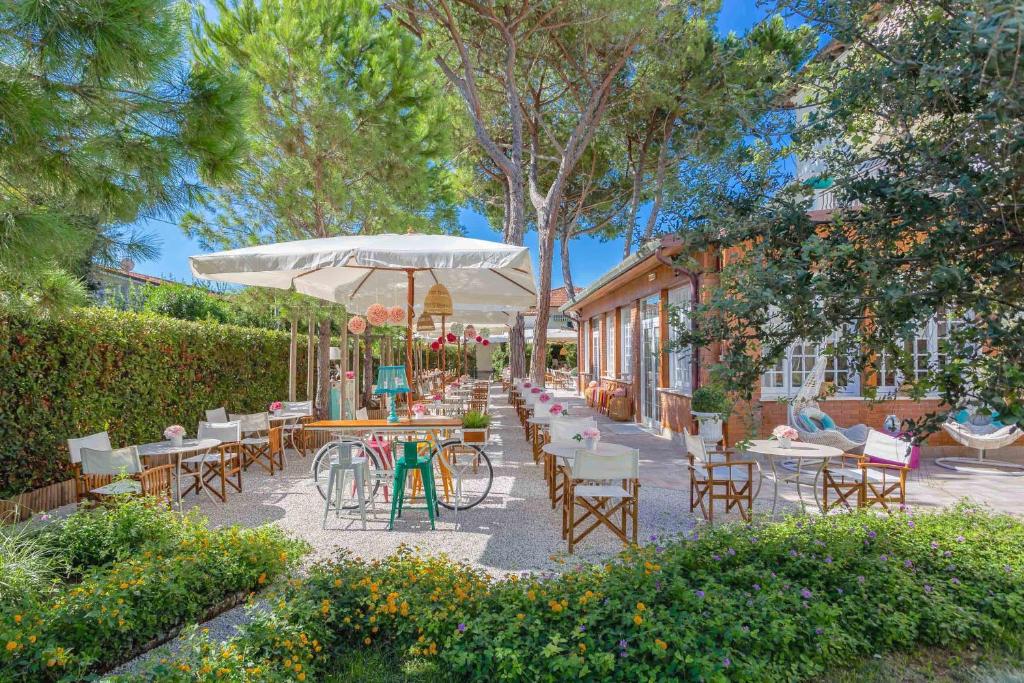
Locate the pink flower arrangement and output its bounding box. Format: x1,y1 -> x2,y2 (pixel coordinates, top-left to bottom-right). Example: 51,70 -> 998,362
446,332 -> 457,343
163,425 -> 185,440
347,315 -> 367,335
772,425 -> 799,441
366,303 -> 389,326
549,403 -> 566,416
345,370 -> 355,380
523,382 -> 532,388
538,392 -> 551,403
388,305 -> 406,324
475,335 -> 483,342
412,403 -> 427,416
269,401 -> 283,411
531,387 -> 542,394
431,393 -> 443,402
581,426 -> 600,440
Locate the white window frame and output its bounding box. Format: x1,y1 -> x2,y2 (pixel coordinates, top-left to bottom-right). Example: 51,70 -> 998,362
877,315 -> 961,396
590,318 -> 601,379
760,332 -> 861,400
604,314 -> 615,378
619,306 -> 633,382
667,285 -> 693,393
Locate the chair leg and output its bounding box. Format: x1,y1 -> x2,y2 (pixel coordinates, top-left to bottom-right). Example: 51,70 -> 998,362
354,467 -> 367,530
322,467 -> 336,529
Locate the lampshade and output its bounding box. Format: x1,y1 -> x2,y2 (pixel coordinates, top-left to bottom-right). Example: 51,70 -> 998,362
375,365 -> 410,393
416,311 -> 435,331
423,283 -> 453,316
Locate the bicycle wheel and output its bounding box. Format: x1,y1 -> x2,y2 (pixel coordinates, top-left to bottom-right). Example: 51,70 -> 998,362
432,440 -> 493,511
311,437 -> 385,506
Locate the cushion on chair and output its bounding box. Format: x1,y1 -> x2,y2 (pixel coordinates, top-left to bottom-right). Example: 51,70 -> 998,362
799,408 -> 837,432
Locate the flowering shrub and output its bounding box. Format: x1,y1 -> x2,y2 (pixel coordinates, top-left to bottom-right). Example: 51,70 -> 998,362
1,501 -> 305,680
133,505 -> 1024,682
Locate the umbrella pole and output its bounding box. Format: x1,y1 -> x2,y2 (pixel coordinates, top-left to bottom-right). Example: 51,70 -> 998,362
440,315 -> 447,390
406,269 -> 415,417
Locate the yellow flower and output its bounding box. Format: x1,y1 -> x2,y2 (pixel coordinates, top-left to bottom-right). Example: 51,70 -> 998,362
298,674 -> 306,682
655,639 -> 668,650
363,637 -> 372,645
579,643 -> 587,653
516,613 -> 525,620
257,573 -> 267,585
13,615 -> 21,624
636,602 -> 646,611
633,615 -> 643,625
6,641 -> 18,651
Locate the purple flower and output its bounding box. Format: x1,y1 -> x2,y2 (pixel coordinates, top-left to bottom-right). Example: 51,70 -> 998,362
956,535 -> 965,543
723,657 -> 732,667
752,583 -> 761,591
951,577 -> 961,585
695,589 -> 705,599
655,580 -> 662,591
712,554 -> 722,562
656,546 -> 665,554
836,587 -> 844,595
750,536 -> 759,544
649,534 -> 658,542
620,651 -> 628,658
931,541 -> 939,550
579,625 -> 586,632
789,549 -> 798,558
458,623 -> 466,633
801,588 -> 812,600
880,554 -> 888,562
867,530 -> 877,539
944,550 -> 953,558
619,639 -> 629,649
907,520 -> 915,529
727,548 -> 736,556
857,575 -> 866,584
815,627 -> 824,635
1005,565 -> 1013,573
824,556 -> 833,564
924,584 -> 933,594
904,559 -> 913,568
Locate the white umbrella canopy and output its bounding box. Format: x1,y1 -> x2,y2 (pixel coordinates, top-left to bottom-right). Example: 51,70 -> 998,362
189,233 -> 536,309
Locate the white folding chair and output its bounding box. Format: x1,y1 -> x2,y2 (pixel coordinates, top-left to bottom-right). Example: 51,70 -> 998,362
206,407 -> 228,423
684,429 -> 759,523
180,421 -> 243,503
230,412 -> 275,474
564,448 -> 640,553
67,431 -> 112,502
79,445 -> 144,498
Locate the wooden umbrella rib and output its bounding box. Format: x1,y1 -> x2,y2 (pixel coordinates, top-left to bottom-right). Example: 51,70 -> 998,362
489,268 -> 535,296
349,267 -> 377,299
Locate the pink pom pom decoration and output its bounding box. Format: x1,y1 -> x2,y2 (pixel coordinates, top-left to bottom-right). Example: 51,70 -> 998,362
482,339 -> 490,346
366,303 -> 389,326
446,333 -> 457,343
475,335 -> 483,342
538,393 -> 551,403
388,305 -> 406,324
531,387 -> 541,394
430,341 -> 441,351
347,316 -> 367,335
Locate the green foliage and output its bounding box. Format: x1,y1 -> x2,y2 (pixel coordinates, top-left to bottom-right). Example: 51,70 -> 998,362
679,0 -> 1024,435
142,284 -> 231,323
0,499 -> 305,680
39,497 -> 190,574
0,306 -> 307,497
185,0 -> 458,248
0,0 -> 245,277
130,506 -> 1024,681
691,384 -> 731,416
0,527 -> 66,605
460,411 -> 490,429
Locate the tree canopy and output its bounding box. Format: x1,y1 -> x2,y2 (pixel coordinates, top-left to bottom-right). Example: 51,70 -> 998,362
678,0 -> 1024,434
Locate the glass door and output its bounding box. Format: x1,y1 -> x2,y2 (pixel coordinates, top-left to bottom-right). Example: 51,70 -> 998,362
640,297 -> 661,428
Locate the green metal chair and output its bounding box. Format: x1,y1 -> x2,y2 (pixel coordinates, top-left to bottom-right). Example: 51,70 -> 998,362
388,440 -> 438,530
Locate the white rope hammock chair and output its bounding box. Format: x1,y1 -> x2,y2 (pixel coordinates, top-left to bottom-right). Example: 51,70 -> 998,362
788,356 -> 870,453
938,419 -> 1023,475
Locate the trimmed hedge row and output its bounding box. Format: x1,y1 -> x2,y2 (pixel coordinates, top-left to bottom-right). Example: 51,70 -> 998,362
123,505 -> 1024,681
0,307 -> 308,496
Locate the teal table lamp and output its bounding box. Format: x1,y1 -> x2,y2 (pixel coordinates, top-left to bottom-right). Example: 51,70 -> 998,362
375,365 -> 410,423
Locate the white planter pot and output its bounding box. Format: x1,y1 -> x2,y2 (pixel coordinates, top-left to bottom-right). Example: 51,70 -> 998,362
582,437 -> 600,450
170,434 -> 184,447
692,411 -> 724,448
778,436 -> 792,449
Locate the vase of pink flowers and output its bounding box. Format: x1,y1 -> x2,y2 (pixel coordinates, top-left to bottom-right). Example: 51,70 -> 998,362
538,392 -> 551,404
269,400 -> 283,416
772,424 -> 799,449
412,403 -> 428,419
575,426 -> 601,450
164,425 -> 185,447
549,403 -> 566,417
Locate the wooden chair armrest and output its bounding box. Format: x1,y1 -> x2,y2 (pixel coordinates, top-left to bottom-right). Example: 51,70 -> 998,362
826,454 -> 865,469
719,459 -> 758,467
859,461 -> 909,472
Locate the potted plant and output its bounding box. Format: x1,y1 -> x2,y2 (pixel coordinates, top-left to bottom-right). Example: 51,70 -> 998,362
461,411 -> 491,444
269,400 -> 283,416
691,384 -> 731,448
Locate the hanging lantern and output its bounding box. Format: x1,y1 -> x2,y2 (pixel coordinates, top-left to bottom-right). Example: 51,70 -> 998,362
423,283 -> 453,316
446,332 -> 457,343
430,341 -> 441,351
366,303 -> 389,326
480,327 -> 491,339
347,316 -> 367,335
388,305 -> 406,325
416,312 -> 435,332
464,324 -> 476,339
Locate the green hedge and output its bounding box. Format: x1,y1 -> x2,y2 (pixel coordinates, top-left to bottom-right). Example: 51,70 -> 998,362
124,506 -> 1024,681
0,307 -> 308,497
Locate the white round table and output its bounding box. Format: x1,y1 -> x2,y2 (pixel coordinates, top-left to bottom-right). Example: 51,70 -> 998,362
137,438 -> 222,506
743,439 -> 844,515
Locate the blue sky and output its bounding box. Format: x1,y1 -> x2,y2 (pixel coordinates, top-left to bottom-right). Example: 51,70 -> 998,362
133,1 -> 773,290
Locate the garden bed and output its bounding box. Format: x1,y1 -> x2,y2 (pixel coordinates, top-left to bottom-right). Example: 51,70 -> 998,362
118,504 -> 1024,681
0,498 -> 305,681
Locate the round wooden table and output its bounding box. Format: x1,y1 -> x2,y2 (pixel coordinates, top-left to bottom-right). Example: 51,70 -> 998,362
743,439 -> 844,514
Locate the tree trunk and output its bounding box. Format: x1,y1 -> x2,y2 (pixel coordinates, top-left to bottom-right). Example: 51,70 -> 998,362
641,119 -> 673,243
530,201 -> 557,386
288,318 -> 298,401
560,224 -> 576,301
306,318 -> 315,402
316,319 -> 331,419
623,128 -> 653,258
504,174 -> 528,381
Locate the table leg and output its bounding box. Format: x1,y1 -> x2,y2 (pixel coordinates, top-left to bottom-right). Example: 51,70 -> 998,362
175,453 -> 183,512
795,458 -> 807,512
770,456 -> 780,517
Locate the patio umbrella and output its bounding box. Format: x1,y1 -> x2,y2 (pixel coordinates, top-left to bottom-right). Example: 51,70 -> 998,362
189,233 -> 536,391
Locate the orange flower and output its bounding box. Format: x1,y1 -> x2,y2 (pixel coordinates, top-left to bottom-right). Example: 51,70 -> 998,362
633,615 -> 643,625
6,641 -> 18,651
655,639 -> 668,650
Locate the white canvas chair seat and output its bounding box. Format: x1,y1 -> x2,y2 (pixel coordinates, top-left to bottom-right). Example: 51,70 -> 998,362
823,465 -> 888,483
206,407 -> 229,423
691,463 -> 754,481
822,429 -> 913,512
182,421 -> 244,503
684,429 -> 758,523
574,483 -> 631,498
241,435 -> 270,445
91,480 -> 142,496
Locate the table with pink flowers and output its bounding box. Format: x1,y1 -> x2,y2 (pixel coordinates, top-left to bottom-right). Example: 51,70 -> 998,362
743,439 -> 844,515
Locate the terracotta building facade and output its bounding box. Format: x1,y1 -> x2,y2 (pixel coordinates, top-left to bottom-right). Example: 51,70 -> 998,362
562,236 -> 961,452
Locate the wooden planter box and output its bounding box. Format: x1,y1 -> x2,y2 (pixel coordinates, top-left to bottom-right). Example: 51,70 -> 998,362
460,428 -> 489,445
